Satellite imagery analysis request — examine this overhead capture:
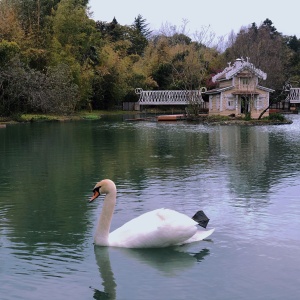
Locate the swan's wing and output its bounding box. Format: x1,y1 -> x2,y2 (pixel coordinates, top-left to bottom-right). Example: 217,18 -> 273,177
108,209 -> 198,248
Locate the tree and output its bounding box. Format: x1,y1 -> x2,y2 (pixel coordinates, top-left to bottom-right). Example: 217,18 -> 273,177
133,14 -> 152,39
0,57 -> 79,116
127,15 -> 151,55
285,35 -> 300,83
91,44 -> 132,109
5,0 -> 60,46
96,17 -> 127,42
0,40 -> 20,66
29,63 -> 79,114
49,0 -> 102,108
223,19 -> 288,91
168,33 -> 192,46
51,0 -> 97,60
0,1 -> 25,43
261,18 -> 278,35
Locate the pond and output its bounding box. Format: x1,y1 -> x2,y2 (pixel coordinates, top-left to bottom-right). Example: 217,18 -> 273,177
0,114 -> 300,300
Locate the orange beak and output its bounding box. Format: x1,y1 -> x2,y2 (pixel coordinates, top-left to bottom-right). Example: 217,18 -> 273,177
89,190 -> 100,203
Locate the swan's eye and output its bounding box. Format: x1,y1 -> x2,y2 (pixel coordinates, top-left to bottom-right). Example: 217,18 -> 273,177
93,186 -> 101,193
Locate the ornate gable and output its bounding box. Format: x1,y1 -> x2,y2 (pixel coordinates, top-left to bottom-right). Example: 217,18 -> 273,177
212,58 -> 267,83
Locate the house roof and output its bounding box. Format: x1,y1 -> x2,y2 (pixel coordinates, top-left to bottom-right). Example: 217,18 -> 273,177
205,86 -> 234,95
205,85 -> 274,95
212,58 -> 267,83
256,85 -> 275,93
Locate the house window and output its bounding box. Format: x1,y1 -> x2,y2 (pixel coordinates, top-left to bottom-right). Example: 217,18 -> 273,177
226,98 -> 235,110
241,78 -> 249,85
255,97 -> 264,110
254,95 -> 266,110
216,95 -> 220,110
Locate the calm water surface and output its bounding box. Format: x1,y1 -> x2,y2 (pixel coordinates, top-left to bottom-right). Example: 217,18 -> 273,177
1,114 -> 300,300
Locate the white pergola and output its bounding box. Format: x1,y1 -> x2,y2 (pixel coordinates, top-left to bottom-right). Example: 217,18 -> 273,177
287,88 -> 300,103
135,88 -> 206,105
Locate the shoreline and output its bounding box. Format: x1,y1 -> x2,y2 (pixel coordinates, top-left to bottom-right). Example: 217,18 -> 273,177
0,110 -> 294,127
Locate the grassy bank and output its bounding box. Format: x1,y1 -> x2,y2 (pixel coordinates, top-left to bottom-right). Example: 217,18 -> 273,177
0,110 -> 136,124
187,113 -> 293,125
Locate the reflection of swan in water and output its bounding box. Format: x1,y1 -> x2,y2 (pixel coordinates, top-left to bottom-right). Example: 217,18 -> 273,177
92,245 -> 211,299
91,247 -> 116,300
121,246 -> 211,275
89,179 -> 214,248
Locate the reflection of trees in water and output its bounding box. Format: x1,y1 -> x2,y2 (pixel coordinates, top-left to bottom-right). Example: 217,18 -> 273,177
2,116 -> 300,253
93,245 -> 211,299
92,122 -> 212,187
209,124 -> 300,204
0,122 -> 95,248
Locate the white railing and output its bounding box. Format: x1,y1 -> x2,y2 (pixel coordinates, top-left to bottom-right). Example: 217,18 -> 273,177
135,88 -> 206,105
287,88 -> 300,103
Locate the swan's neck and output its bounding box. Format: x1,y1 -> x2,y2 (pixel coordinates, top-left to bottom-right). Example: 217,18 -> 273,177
94,190 -> 116,246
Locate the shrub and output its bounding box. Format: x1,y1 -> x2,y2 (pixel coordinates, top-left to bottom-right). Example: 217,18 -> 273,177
268,113 -> 285,122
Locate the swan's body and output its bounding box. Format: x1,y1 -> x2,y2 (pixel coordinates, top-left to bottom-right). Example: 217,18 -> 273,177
89,179 -> 214,248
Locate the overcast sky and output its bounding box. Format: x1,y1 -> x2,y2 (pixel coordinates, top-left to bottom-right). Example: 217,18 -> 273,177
88,0 -> 300,40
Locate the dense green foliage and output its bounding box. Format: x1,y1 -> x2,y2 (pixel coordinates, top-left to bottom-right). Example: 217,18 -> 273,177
1,0 -> 300,116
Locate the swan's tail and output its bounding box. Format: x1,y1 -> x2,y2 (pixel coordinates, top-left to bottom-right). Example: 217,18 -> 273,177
192,210 -> 210,228
181,228 -> 215,245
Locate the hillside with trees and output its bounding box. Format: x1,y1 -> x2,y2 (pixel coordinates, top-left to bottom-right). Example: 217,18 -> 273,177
1,0 -> 300,118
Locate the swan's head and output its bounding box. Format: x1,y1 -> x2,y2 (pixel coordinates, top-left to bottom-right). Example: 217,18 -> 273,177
89,179 -> 116,203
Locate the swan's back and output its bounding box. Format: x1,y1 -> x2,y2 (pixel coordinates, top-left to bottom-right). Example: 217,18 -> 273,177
108,208 -> 198,248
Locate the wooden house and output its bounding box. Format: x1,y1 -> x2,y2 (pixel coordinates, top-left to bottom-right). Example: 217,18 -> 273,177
206,58 -> 274,119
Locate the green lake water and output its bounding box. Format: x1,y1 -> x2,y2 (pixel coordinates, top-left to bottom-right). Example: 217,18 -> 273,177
0,114 -> 300,299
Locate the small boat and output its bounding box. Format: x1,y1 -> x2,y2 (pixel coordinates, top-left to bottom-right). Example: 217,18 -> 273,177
157,114 -> 186,121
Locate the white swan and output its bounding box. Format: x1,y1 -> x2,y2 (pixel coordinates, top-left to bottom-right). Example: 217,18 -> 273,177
89,179 -> 214,248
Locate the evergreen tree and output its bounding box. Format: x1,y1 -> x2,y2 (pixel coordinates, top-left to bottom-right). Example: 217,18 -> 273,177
260,18 -> 277,35
287,35 -> 300,52
133,14 -> 151,38
128,15 -> 151,55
